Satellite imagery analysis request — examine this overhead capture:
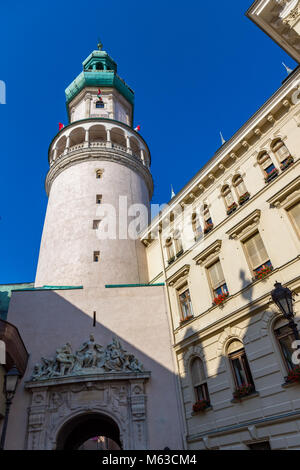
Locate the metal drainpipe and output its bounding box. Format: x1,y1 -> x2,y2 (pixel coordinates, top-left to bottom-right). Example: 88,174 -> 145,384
158,228 -> 188,450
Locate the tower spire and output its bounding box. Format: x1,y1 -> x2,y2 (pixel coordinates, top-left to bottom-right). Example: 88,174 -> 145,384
97,39 -> 103,51
220,132 -> 226,145
282,62 -> 293,75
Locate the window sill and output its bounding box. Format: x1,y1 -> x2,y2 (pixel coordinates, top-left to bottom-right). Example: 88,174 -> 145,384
282,380 -> 300,389
179,316 -> 194,327
231,391 -> 259,404
265,172 -> 279,184
191,406 -> 213,416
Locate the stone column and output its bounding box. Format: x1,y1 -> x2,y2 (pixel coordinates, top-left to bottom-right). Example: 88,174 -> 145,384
140,149 -> 146,166
85,94 -> 92,119
84,129 -> 89,148
126,135 -> 132,155
106,128 -> 112,148
65,136 -> 70,154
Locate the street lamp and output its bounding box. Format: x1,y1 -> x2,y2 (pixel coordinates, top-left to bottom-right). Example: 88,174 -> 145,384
0,365 -> 21,450
271,282 -> 299,342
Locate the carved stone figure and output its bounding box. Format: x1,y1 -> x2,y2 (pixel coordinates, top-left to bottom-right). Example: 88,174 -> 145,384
30,336 -> 145,381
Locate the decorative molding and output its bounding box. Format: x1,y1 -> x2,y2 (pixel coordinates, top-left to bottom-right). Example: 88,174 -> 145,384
193,240 -> 222,266
226,209 -> 261,240
267,174 -> 300,208
167,265 -> 190,287
30,336 -> 145,382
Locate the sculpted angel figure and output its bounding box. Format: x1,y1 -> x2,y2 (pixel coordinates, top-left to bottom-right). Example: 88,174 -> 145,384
104,336 -> 127,371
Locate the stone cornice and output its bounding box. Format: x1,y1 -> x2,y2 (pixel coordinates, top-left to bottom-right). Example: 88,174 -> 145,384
268,174 -> 300,208
167,264 -> 190,287
25,371 -> 152,390
45,147 -> 154,198
226,209 -> 261,240
193,240 -> 222,266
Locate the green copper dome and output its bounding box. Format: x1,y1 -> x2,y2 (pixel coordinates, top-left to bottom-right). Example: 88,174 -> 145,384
65,49 -> 135,107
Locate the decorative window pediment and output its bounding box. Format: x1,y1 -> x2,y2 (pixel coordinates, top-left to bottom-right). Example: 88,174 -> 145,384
226,209 -> 261,240
193,240 -> 222,266
267,175 -> 300,209
167,264 -> 190,287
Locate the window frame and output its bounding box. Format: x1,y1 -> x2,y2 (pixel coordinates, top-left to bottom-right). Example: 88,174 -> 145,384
228,344 -> 255,390
287,201 -> 300,239
206,259 -> 228,299
274,321 -> 297,373
190,357 -> 210,405
177,284 -> 194,322
242,230 -> 272,276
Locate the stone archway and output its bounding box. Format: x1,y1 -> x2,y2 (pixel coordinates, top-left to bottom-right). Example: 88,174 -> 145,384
56,412 -> 122,450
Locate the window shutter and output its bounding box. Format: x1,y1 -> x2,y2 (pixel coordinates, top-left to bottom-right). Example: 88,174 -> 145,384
191,358 -> 205,386
236,179 -> 247,196
208,261 -> 225,289
244,233 -> 268,269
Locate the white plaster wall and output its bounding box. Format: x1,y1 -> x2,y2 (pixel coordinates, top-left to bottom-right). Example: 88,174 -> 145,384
35,160 -> 150,288
6,286 -> 183,450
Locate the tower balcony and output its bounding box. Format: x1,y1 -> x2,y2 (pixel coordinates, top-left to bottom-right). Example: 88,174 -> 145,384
49,119 -> 151,169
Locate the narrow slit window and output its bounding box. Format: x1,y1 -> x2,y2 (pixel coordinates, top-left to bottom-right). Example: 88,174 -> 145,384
93,220 -> 101,230
96,195 -> 102,204
93,251 -> 100,262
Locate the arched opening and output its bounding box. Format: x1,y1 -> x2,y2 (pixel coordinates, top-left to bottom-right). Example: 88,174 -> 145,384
69,128 -> 85,147
130,136 -> 140,156
56,412 -> 122,450
111,127 -> 127,148
55,135 -> 67,159
96,62 -> 104,71
89,125 -> 106,143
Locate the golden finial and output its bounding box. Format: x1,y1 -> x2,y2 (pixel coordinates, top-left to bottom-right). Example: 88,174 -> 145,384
97,39 -> 103,51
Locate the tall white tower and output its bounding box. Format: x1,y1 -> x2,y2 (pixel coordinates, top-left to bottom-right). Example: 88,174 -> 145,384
35,45 -> 153,288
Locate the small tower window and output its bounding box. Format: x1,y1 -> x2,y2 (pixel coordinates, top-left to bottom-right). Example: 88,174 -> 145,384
93,251 -> 100,262
93,220 -> 101,230
96,194 -> 102,204
96,62 -> 104,70
96,169 -> 103,179
96,101 -> 105,109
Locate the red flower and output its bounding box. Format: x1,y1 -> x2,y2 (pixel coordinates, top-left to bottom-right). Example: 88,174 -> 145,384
193,400 -> 210,412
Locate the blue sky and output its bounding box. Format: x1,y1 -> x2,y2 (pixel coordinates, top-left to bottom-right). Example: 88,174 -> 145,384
0,0 -> 297,284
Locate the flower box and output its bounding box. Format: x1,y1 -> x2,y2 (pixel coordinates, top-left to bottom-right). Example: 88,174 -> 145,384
204,223 -> 214,235
180,315 -> 194,325
238,192 -> 250,205
285,366 -> 300,384
193,400 -> 210,413
280,156 -> 294,172
213,292 -> 229,306
227,202 -> 238,215
265,168 -> 279,183
233,384 -> 254,400
254,264 -> 273,280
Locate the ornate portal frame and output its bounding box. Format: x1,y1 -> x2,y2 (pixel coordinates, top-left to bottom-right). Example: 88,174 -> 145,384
25,371 -> 151,450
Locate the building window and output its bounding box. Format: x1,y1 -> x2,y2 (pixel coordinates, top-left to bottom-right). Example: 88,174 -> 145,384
173,230 -> 183,256
178,287 -> 193,322
191,358 -> 210,404
96,101 -> 105,109
207,260 -> 228,298
96,194 -> 102,204
271,139 -> 290,162
93,220 -> 101,230
248,441 -> 271,450
203,205 -> 214,234
227,340 -> 255,390
243,232 -> 273,279
96,169 -> 103,179
257,152 -> 278,183
233,175 -> 250,205
274,319 -> 297,372
165,237 -> 175,265
192,213 -> 203,242
221,185 -> 237,215
288,202 -> 300,237
93,251 -> 100,262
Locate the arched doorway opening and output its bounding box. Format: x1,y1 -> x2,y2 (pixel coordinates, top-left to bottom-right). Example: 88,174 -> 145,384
56,412 -> 122,450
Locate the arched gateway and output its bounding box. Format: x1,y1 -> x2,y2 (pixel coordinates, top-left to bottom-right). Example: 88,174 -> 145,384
56,412 -> 122,450
25,336 -> 151,450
